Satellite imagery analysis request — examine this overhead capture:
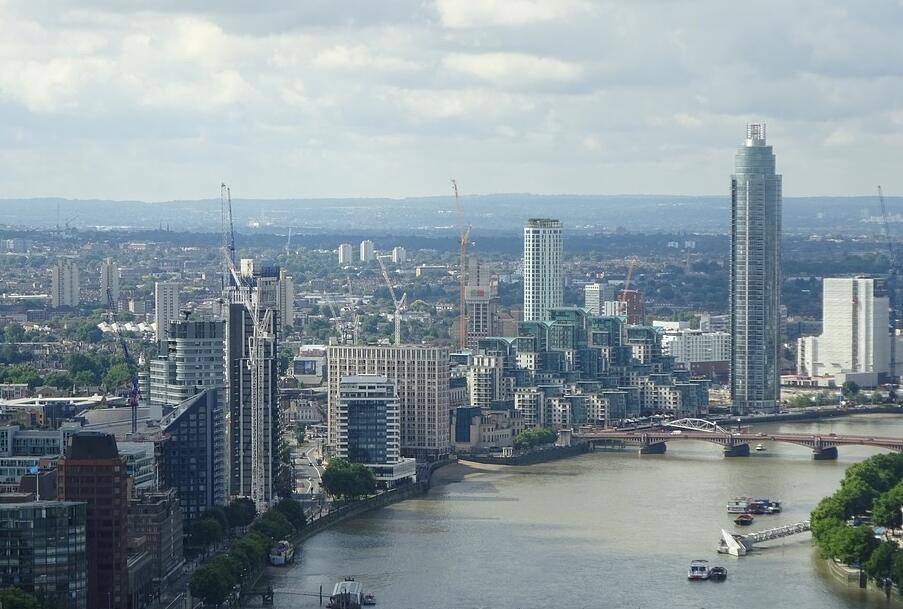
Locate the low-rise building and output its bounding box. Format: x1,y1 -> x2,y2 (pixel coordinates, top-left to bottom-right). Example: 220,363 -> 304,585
451,407 -> 525,453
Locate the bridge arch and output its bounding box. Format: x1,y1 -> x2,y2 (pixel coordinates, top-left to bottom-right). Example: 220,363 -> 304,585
664,418 -> 730,434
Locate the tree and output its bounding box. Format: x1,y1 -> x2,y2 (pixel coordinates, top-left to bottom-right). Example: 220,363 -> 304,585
513,427 -> 558,451
43,371 -> 74,391
832,525 -> 877,566
873,480 -> 903,529
0,364 -> 43,388
0,588 -> 41,609
3,323 -> 25,343
865,541 -> 897,582
275,498 -> 306,530
842,380 -> 860,398
102,362 -> 132,393
251,510 -> 293,541
189,565 -> 231,607
835,477 -> 877,518
321,459 -> 376,501
201,506 -> 230,533
191,517 -> 223,548
226,498 -> 257,528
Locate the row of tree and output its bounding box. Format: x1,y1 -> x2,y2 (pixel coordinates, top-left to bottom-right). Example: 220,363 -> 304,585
512,427 -> 558,451
321,458 -> 377,502
189,498 -> 306,606
811,453 -> 903,590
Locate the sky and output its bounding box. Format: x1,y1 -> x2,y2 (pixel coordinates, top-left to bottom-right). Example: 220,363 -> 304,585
0,0 -> 901,201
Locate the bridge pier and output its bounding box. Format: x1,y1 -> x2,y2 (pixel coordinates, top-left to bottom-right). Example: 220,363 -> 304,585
723,443 -> 750,457
812,446 -> 838,460
639,442 -> 667,455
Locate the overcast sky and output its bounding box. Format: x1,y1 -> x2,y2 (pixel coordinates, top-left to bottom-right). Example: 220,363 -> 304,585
0,1 -> 901,201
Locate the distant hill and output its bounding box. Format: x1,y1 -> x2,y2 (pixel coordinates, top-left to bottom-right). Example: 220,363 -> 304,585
0,194 -> 899,235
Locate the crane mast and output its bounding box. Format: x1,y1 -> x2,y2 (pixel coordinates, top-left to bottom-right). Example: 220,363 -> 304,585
878,186 -> 898,381
377,255 -> 405,345
105,288 -> 139,435
453,180 -> 470,350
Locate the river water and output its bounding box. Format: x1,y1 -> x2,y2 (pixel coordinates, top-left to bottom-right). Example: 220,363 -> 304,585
266,415 -> 903,609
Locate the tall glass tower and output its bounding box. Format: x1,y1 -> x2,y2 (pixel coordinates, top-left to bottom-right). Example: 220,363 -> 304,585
730,123 -> 782,414
523,218 -> 563,321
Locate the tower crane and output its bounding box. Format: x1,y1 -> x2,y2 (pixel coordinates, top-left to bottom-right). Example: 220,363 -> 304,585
619,257 -> 638,297
878,186 -> 898,379
377,255 -> 406,345
347,275 -> 360,345
452,179 -> 471,351
105,288 -> 140,435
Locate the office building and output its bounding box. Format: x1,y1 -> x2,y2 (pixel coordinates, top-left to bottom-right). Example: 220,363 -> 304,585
50,258 -> 79,308
327,345 -> 450,460
338,243 -> 353,264
154,282 -> 180,345
359,240 -> 375,263
523,219 -> 563,321
465,257 -> 499,350
661,329 -> 731,382
797,277 -> 892,387
278,268 -> 295,329
128,489 -> 184,595
158,390 -> 226,525
0,500 -> 87,609
730,123 -> 782,414
100,258 -> 120,305
584,282 -> 616,315
335,375 -> 415,487
57,432 -> 130,609
467,355 -> 503,409
391,246 -> 407,264
148,319 -> 225,420
225,264 -> 279,508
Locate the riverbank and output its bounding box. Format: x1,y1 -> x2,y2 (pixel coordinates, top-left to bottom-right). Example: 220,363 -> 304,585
459,442 -> 590,465
727,405 -> 903,425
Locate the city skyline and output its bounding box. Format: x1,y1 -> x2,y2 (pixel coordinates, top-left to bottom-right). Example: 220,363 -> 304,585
0,2 -> 900,201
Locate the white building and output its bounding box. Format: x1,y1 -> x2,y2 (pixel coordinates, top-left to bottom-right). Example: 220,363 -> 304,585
584,282 -> 616,315
523,218 -> 563,322
359,240 -> 375,263
100,258 -> 120,305
797,276 -> 892,387
277,269 -> 295,329
327,344 -> 450,460
154,282 -> 180,344
661,330 -> 731,364
391,246 -> 406,264
338,243 -> 353,264
335,375 -> 415,487
467,355 -> 502,409
50,258 -> 79,308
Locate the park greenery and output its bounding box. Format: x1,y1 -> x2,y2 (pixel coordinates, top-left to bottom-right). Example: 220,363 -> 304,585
189,497 -> 307,606
513,427 -> 558,451
0,587 -> 43,609
321,458 -> 377,501
811,453 -> 903,590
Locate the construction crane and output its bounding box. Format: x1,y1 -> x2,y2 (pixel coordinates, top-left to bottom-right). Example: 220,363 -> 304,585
347,275 -> 360,345
878,186 -> 898,379
452,179 -> 471,350
619,257 -> 638,297
377,255 -> 406,344
221,183 -> 273,511
105,288 -> 140,435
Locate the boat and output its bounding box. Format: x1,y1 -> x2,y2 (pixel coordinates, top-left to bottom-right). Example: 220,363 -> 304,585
726,498 -> 749,513
766,500 -> 782,513
268,540 -> 295,566
362,593 -> 376,606
687,559 -> 711,580
709,566 -> 728,581
734,513 -> 754,526
755,443 -> 766,451
328,578 -> 364,609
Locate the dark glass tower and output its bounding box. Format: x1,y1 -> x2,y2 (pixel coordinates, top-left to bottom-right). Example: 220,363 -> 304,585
730,123 -> 782,414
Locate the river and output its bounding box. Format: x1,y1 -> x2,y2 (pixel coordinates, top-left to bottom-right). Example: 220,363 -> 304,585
265,415 -> 903,609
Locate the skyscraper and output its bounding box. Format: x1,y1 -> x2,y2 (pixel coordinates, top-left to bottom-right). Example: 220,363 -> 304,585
100,258 -> 120,305
50,257 -> 80,308
465,257 -> 499,349
523,219 -> 563,322
154,282 -> 180,344
338,243 -> 353,264
360,240 -> 375,263
730,123 -> 782,414
278,268 -> 295,329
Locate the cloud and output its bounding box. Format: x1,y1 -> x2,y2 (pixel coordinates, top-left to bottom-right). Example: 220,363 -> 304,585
443,52 -> 583,88
435,0 -> 591,28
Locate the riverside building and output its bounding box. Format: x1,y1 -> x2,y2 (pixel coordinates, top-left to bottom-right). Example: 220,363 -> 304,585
523,219 -> 563,322
730,123 -> 782,414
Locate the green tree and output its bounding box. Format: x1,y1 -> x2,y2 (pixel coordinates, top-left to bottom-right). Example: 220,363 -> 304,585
832,525 -> 878,566
201,506 -> 230,533
321,459 -> 376,501
43,372 -> 74,391
0,587 -> 40,609
189,565 -> 231,607
892,552 -> 903,589
102,362 -> 132,393
842,380 -> 860,398
208,554 -> 243,584
191,517 -> 223,548
865,541 -> 897,582
226,498 -> 257,528
0,364 -> 43,388
251,510 -> 293,541
3,323 -> 25,343
275,498 -> 306,530
835,477 -> 878,518
873,480 -> 903,529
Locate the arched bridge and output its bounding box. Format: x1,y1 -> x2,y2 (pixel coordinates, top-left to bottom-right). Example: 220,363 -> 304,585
574,418 -> 903,459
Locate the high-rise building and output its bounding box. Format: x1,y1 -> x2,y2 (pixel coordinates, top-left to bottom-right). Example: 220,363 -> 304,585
50,258 -> 80,308
154,282 -> 180,344
335,375 -> 415,487
148,319 -> 225,420
57,432 -> 129,609
584,282 -> 615,315
237,259 -> 292,335
278,269 -> 295,329
730,123 -> 782,414
0,500 -> 87,609
360,240 -> 375,263
338,243 -> 353,264
225,264 -> 279,508
616,289 -> 646,325
327,345 -> 450,460
467,355 -> 502,408
128,489 -> 184,595
391,246 -> 406,264
465,257 -> 499,349
100,258 -> 120,305
158,390 -> 226,525
523,219 -> 562,322
797,277 -> 891,385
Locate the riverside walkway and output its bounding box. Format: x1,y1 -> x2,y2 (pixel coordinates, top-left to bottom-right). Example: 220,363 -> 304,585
574,418 -> 903,459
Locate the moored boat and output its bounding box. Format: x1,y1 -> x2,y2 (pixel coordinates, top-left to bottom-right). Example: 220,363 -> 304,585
687,559 -> 711,580
726,498 -> 749,513
268,540 -> 295,565
709,566 -> 728,581
755,443 -> 766,451
734,513 -> 754,526
328,578 -> 364,609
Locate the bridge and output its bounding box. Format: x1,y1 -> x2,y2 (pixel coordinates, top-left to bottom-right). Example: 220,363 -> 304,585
719,521 -> 811,556
574,418 -> 903,459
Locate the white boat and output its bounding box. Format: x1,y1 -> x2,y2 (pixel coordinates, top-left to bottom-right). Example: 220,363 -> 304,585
328,579 -> 363,609
726,498 -> 749,513
687,559 -> 711,580
755,443 -> 766,451
268,540 -> 295,566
